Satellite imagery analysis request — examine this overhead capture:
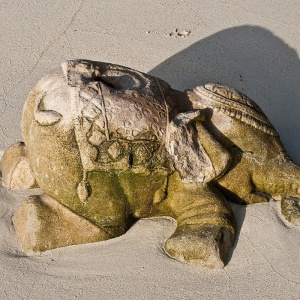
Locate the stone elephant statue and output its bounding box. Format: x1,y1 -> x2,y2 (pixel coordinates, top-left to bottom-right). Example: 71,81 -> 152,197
1,59 -> 300,268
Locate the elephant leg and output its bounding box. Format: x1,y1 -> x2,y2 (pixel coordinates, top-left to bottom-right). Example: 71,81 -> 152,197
152,173 -> 236,268
217,157 -> 269,205
0,142 -> 36,189
118,170 -> 169,219
164,224 -> 233,268
217,179 -> 268,205
13,194 -> 113,254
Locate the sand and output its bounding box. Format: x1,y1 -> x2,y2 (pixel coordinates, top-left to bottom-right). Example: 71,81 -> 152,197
1,1 -> 300,299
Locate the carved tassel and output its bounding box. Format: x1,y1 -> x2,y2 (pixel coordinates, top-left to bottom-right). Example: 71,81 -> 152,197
77,179 -> 90,203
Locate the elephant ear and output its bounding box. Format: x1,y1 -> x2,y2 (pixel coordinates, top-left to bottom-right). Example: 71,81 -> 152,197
167,111 -> 230,183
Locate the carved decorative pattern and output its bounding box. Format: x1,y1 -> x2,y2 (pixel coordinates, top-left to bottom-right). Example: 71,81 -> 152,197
64,60 -> 172,201
193,83 -> 278,136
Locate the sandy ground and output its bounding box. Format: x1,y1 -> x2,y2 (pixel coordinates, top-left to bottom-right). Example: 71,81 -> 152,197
1,1 -> 300,299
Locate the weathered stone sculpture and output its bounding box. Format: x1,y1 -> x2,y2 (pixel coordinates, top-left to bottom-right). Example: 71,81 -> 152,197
1,59 -> 300,268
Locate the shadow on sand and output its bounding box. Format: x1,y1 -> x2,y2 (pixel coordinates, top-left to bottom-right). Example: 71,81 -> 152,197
150,25 -> 300,261
150,25 -> 300,164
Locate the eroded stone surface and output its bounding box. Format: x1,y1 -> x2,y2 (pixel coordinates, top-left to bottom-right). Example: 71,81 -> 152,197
281,197 -> 300,226
0,142 -> 35,189
13,194 -> 111,254
1,59 -> 300,268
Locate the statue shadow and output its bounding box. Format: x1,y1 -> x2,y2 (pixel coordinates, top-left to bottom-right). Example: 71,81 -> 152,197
149,25 -> 300,260
149,25 -> 300,164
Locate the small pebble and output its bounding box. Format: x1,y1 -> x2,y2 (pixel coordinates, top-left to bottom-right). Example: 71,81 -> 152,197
178,29 -> 190,37
166,28 -> 191,37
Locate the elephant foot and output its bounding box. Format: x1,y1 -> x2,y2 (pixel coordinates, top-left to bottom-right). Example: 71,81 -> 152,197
13,194 -> 112,254
164,224 -> 233,268
281,197 -> 300,226
152,173 -> 236,268
0,142 -> 36,189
